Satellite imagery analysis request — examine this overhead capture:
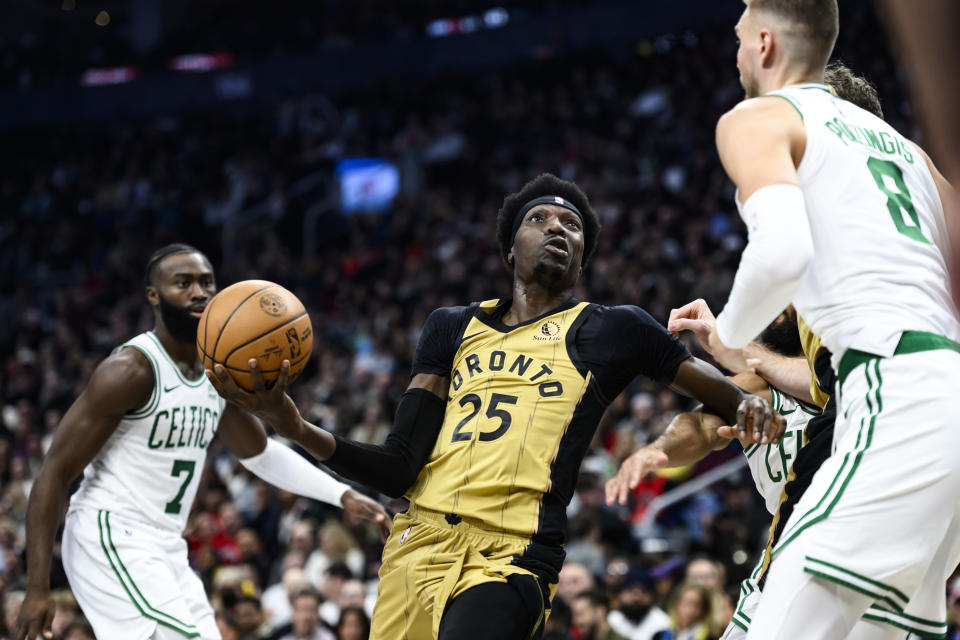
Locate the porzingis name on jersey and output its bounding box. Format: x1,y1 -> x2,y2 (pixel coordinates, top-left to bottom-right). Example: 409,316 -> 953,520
824,117 -> 915,164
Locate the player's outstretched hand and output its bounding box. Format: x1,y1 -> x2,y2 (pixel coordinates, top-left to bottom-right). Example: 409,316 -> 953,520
721,395 -> 786,445
206,359 -> 303,438
341,489 -> 393,542
14,588 -> 55,640
605,447 -> 669,506
668,298 -> 717,353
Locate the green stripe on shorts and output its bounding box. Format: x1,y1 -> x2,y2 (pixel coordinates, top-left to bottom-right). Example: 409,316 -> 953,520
97,511 -> 200,637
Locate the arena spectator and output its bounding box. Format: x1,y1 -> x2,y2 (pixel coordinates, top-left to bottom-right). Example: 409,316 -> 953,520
607,570 -> 670,640
572,590 -> 628,640
336,606 -> 371,640
652,583 -> 715,640
278,588 -> 335,640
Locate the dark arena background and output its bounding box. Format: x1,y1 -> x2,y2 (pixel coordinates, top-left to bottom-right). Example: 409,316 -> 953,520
0,1 -> 956,639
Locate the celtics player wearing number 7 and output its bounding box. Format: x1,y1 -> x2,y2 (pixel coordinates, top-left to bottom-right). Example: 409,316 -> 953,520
690,0 -> 960,637
206,174 -> 786,640
15,244 -> 390,640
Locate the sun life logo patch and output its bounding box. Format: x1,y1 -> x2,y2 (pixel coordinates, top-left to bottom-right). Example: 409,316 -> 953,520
534,320 -> 562,342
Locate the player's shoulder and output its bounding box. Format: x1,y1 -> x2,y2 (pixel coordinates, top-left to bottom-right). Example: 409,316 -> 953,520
103,345 -> 154,380
590,304 -> 663,331
719,95 -> 803,133
425,304 -> 474,325
421,304 -> 477,337
82,345 -> 155,408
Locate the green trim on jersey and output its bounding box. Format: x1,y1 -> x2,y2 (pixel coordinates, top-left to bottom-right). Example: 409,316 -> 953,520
97,511 -> 201,637
122,344 -> 161,419
795,82 -> 833,94
146,331 -> 206,387
762,93 -> 803,121
769,386 -> 782,412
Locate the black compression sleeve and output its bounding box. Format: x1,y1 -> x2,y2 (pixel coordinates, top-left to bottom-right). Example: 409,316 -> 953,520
324,388 -> 445,498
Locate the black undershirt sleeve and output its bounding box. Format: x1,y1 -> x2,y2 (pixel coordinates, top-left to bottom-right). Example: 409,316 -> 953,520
325,389 -> 446,498
324,306 -> 466,497
410,306 -> 468,377
578,305 -> 691,402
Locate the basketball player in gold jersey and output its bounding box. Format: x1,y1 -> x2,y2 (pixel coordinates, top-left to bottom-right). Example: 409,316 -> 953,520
208,174 -> 785,640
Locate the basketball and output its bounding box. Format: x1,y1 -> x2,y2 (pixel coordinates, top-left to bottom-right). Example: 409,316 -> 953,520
197,280 -> 313,392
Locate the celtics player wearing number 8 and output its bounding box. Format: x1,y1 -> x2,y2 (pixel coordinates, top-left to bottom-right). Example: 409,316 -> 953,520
206,174 -> 786,640
695,0 -> 960,637
15,244 -> 391,640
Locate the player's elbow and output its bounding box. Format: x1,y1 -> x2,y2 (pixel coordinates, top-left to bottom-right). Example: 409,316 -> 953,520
381,474 -> 416,499
772,234 -> 813,284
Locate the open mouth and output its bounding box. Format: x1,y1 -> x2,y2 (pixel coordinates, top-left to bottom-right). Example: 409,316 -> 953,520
189,306 -> 207,318
543,238 -> 569,258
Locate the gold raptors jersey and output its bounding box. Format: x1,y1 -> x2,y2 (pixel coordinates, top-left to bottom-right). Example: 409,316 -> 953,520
406,299 -> 594,537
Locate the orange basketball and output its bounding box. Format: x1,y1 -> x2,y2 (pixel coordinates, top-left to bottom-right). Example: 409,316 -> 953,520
197,280 -> 313,392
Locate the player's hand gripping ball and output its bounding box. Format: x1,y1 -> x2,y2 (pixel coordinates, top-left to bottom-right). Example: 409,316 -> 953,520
197,280 -> 312,391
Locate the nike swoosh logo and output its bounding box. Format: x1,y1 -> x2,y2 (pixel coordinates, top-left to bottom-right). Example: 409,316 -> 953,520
462,331 -> 487,341
163,384 -> 180,393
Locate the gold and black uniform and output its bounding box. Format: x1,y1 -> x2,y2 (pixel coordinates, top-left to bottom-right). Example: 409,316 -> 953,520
369,298 -> 690,639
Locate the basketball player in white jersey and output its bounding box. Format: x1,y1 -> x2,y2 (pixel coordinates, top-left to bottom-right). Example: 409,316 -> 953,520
675,1 -> 959,637
605,309 -> 818,638
15,244 -> 391,640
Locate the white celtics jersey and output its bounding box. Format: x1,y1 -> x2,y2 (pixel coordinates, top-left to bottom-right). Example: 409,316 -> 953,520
763,83 -> 959,363
70,331 -> 224,532
743,387 -> 819,514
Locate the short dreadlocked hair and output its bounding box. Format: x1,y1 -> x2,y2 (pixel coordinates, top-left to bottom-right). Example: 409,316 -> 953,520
144,243 -> 204,286
496,173 -> 601,269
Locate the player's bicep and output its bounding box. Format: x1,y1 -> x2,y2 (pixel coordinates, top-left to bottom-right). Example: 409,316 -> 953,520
408,372 -> 450,402
717,100 -> 802,203
44,351 -> 154,481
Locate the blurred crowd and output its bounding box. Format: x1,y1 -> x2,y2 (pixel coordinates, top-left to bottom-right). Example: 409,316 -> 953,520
1,0 -> 588,92
2,2 -> 959,639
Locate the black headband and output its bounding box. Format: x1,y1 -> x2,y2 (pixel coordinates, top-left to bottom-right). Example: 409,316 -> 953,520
510,195 -> 585,246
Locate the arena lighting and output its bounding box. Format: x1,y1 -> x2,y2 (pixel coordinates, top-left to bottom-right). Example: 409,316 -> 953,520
168,53 -> 236,72
426,7 -> 509,38
80,66 -> 140,86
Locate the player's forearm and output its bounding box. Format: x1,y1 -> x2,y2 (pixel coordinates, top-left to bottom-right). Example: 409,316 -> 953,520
239,438 -> 348,506
276,414 -> 337,461
23,466 -> 71,591
324,389 -> 445,497
743,344 -> 815,404
671,357 -> 743,425
651,412 -> 723,467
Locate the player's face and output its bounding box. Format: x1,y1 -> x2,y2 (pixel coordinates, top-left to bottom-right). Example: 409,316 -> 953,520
148,252 -> 216,343
735,10 -> 761,98
510,204 -> 585,289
